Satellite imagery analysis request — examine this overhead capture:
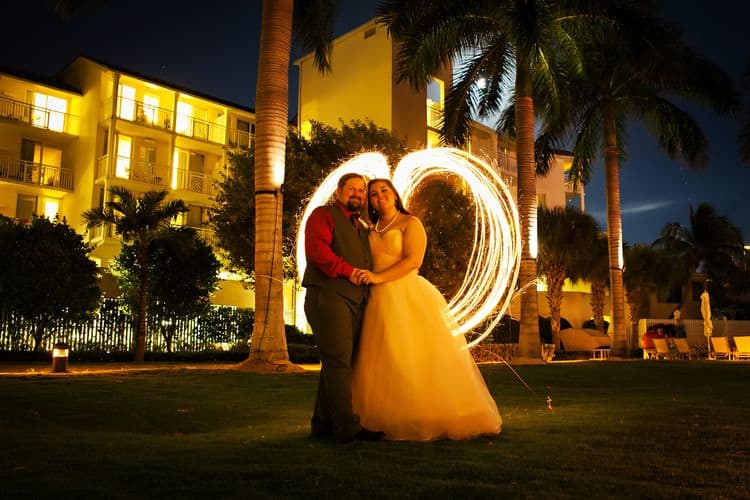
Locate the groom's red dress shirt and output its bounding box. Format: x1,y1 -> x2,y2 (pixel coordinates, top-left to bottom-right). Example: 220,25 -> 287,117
305,201 -> 359,279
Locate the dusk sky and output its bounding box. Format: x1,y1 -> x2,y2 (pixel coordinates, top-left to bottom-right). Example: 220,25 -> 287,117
2,0 -> 748,245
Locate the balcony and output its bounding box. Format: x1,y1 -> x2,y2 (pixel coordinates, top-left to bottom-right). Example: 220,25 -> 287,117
172,168 -> 213,195
103,97 -> 173,131
175,114 -> 225,144
0,156 -> 73,190
98,154 -> 168,186
427,103 -> 443,129
228,128 -> 253,148
0,96 -> 79,135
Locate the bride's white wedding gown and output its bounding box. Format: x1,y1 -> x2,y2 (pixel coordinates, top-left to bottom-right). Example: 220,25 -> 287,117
351,225 -> 501,441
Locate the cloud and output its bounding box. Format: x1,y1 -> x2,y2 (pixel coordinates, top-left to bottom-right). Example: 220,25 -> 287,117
620,200 -> 676,215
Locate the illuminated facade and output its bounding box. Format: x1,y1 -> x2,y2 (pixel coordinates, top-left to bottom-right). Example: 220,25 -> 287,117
0,57 -> 255,308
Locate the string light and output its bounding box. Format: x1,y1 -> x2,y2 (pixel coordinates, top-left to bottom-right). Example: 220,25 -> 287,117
296,148 -> 521,348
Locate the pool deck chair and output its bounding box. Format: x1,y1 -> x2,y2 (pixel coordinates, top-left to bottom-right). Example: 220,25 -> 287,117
733,336 -> 750,360
709,336 -> 733,360
653,338 -> 676,360
672,338 -> 694,360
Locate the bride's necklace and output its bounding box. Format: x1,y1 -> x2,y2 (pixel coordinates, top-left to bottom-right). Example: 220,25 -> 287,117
374,211 -> 399,235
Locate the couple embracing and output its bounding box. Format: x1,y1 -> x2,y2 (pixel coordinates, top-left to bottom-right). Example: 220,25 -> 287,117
303,173 -> 501,443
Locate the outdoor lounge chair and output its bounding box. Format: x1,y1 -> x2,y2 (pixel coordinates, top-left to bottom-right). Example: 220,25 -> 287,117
709,336 -> 733,360
672,338 -> 694,360
652,338 -> 676,360
732,336 -> 750,360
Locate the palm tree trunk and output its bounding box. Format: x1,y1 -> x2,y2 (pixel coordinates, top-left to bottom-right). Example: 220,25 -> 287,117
135,252 -> 148,362
590,280 -> 606,332
603,102 -> 628,356
546,267 -> 565,351
515,56 -> 541,361
241,0 -> 300,373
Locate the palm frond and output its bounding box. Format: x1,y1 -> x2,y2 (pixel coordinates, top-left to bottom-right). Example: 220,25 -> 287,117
293,0 -> 335,73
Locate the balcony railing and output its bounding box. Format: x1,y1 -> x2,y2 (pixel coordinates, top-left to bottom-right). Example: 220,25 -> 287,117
0,96 -> 79,135
175,114 -> 225,144
228,128 -> 253,148
173,168 -> 213,195
88,222 -> 116,242
427,103 -> 443,129
98,154 -> 168,186
103,97 -> 173,131
0,156 -> 73,190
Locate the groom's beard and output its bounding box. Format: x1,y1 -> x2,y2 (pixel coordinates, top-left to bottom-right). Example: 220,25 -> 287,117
346,197 -> 362,212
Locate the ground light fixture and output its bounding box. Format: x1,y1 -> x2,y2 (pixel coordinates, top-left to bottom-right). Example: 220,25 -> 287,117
51,343 -> 69,373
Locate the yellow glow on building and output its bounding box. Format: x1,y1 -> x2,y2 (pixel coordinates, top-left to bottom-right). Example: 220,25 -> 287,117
171,149 -> 181,189
176,101 -> 192,135
143,94 -> 159,123
32,93 -> 67,132
300,120 -> 312,140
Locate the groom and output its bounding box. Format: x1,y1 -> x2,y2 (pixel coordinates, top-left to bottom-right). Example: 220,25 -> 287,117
302,172 -> 377,442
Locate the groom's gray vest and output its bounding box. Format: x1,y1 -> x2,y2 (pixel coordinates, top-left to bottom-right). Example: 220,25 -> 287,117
302,205 -> 371,304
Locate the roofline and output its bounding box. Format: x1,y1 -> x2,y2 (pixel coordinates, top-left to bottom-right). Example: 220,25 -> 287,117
65,55 -> 255,114
0,64 -> 82,95
293,18 -> 379,67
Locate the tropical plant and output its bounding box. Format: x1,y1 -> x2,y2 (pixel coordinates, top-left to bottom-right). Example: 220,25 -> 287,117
654,203 -> 746,308
0,215 -> 100,351
112,227 -> 220,352
740,62 -> 750,163
537,9 -> 738,356
83,187 -> 186,361
378,0 -> 616,360
243,0 -> 336,372
537,206 -> 600,350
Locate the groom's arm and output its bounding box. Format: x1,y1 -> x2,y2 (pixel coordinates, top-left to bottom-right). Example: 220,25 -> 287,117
305,207 -> 356,280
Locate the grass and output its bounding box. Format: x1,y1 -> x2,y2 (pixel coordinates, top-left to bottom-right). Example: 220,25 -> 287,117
1,361 -> 749,499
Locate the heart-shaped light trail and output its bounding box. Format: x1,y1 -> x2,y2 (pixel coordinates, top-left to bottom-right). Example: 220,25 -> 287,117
295,147 -> 520,348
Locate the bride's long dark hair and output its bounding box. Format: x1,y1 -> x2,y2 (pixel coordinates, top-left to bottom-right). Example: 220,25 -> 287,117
367,178 -> 411,224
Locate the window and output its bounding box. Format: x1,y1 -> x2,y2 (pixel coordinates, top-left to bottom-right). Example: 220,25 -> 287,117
115,135 -> 132,179
565,192 -> 581,211
16,194 -> 37,221
21,139 -> 62,185
176,101 -> 193,135
142,94 -> 159,124
185,205 -> 209,228
236,119 -> 251,147
31,93 -> 67,132
117,84 -> 136,120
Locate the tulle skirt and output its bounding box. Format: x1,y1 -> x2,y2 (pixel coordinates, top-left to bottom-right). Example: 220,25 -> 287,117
352,272 -> 501,441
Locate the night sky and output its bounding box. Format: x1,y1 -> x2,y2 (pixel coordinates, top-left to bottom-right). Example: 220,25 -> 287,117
2,0 -> 748,244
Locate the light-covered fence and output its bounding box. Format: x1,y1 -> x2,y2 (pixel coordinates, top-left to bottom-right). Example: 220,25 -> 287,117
0,298 -> 253,353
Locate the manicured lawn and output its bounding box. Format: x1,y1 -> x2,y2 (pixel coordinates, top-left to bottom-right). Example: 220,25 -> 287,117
1,361 -> 748,499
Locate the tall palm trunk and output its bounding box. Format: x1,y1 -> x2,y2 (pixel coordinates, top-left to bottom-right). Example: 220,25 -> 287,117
241,0 -> 299,372
546,266 -> 565,351
135,249 -> 148,362
603,101 -> 627,356
590,280 -> 606,332
515,56 -> 541,360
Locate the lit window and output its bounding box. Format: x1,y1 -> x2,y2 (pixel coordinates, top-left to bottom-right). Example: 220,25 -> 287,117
43,199 -> 60,219
176,101 -> 193,135
115,135 -> 132,178
143,94 -> 159,123
117,85 -> 136,120
32,93 -> 67,132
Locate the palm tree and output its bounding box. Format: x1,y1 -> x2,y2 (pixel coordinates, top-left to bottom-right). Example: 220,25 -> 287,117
739,63 -> 750,163
654,203 -> 745,307
539,12 -> 738,356
537,206 -> 600,350
378,0 -> 614,361
241,0 -> 336,372
83,187 -> 186,362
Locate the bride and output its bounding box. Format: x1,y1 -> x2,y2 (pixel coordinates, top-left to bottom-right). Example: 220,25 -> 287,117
351,178 -> 501,441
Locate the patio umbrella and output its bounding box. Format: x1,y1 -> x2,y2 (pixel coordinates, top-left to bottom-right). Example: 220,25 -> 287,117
700,290 -> 713,356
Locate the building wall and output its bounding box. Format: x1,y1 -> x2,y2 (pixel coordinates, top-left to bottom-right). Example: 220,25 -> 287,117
297,21 -> 393,137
